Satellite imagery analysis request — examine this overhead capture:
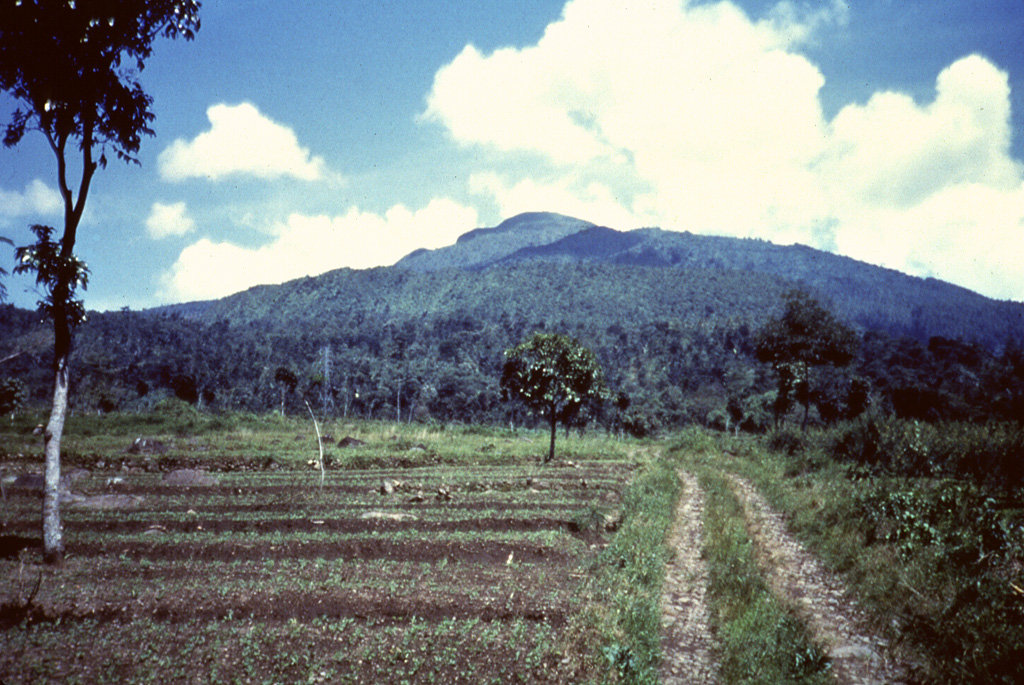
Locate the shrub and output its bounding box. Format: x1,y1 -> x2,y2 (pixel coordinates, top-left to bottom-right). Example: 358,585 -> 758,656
767,426 -> 806,456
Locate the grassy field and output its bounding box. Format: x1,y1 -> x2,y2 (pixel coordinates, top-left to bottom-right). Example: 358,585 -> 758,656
0,408 -> 673,683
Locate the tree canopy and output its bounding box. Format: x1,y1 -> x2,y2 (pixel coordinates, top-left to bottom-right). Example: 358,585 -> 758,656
755,290 -> 860,430
501,333 -> 607,462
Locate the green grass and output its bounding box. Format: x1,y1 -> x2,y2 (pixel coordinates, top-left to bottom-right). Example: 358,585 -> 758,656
577,446 -> 681,684
0,406 -> 644,470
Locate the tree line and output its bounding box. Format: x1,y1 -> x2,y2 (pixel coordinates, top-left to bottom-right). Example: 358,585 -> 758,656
3,294 -> 1022,434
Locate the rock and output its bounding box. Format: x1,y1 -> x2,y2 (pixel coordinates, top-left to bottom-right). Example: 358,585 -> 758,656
436,486 -> 452,502
162,469 -> 218,486
12,473 -> 44,489
832,643 -> 880,662
603,513 -> 621,532
32,424 -> 44,436
65,468 -> 91,484
380,479 -> 398,495
126,437 -> 169,455
338,436 -> 367,448
360,511 -> 418,522
408,490 -> 426,503
67,494 -> 145,510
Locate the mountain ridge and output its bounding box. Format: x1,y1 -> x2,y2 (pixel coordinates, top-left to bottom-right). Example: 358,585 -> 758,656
146,211 -> 1024,350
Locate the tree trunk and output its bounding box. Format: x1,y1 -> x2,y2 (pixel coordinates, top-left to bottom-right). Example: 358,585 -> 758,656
546,410 -> 557,463
800,362 -> 811,432
42,323 -> 72,565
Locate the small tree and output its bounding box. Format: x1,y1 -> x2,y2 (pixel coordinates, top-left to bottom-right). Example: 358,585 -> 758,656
274,366 -> 298,416
755,291 -> 859,431
0,377 -> 26,417
1,1 -> 201,564
501,333 -> 607,463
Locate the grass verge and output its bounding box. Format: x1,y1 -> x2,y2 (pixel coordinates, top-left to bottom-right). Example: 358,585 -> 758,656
575,449 -> 680,683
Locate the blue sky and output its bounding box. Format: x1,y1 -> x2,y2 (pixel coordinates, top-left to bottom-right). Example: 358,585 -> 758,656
2,0 -> 1024,310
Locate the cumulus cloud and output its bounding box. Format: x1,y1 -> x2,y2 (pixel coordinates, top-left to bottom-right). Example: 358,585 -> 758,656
161,199 -> 479,302
158,102 -> 327,182
146,201 -> 196,239
0,179 -> 62,221
424,0 -> 1024,301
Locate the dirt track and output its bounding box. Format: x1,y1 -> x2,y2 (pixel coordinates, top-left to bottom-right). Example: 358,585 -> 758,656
660,470 -> 912,684
659,470 -> 719,683
726,473 -> 910,684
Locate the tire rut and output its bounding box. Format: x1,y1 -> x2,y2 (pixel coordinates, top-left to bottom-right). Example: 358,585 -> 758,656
660,470 -> 720,684
726,473 -> 909,685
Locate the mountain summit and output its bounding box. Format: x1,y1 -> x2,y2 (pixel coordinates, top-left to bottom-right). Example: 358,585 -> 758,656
395,212 -> 595,271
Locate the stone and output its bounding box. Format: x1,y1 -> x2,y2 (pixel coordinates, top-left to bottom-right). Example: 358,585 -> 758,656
360,511 -> 418,522
126,437 -> 169,455
12,473 -> 44,489
162,469 -> 218,486
67,494 -> 145,510
338,436 -> 367,448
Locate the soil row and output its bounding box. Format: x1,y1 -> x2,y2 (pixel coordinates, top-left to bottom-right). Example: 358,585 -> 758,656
67,536 -> 580,564
1,514 -> 601,537
2,587 -> 569,629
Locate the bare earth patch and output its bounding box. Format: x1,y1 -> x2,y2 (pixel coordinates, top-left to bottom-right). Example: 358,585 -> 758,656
727,474 -> 910,684
660,470 -> 719,683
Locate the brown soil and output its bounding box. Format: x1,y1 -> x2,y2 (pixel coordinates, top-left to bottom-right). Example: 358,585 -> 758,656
69,536 -> 578,564
727,473 -> 911,684
659,470 -> 720,683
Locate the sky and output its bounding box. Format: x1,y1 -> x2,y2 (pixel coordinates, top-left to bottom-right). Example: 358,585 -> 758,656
2,0 -> 1024,311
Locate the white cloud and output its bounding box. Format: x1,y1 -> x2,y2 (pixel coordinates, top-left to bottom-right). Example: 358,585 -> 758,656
0,179 -> 62,221
425,0 -> 833,238
161,198 -> 479,302
158,102 -> 327,182
145,201 -> 195,239
424,0 -> 1024,301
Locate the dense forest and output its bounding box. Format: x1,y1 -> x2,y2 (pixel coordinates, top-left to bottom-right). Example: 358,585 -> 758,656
2,213 -> 1023,433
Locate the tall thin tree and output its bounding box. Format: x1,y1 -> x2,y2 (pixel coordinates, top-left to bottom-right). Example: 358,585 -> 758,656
1,1 -> 201,564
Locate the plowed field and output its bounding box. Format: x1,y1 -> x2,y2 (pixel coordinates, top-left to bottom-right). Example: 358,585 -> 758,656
1,461 -> 632,683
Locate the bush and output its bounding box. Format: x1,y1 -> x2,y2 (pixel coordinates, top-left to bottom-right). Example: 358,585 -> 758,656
826,418 -> 1024,491
766,426 -> 806,456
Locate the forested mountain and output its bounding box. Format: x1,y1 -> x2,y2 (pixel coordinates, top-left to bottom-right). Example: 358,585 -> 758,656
3,212 -> 1023,430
